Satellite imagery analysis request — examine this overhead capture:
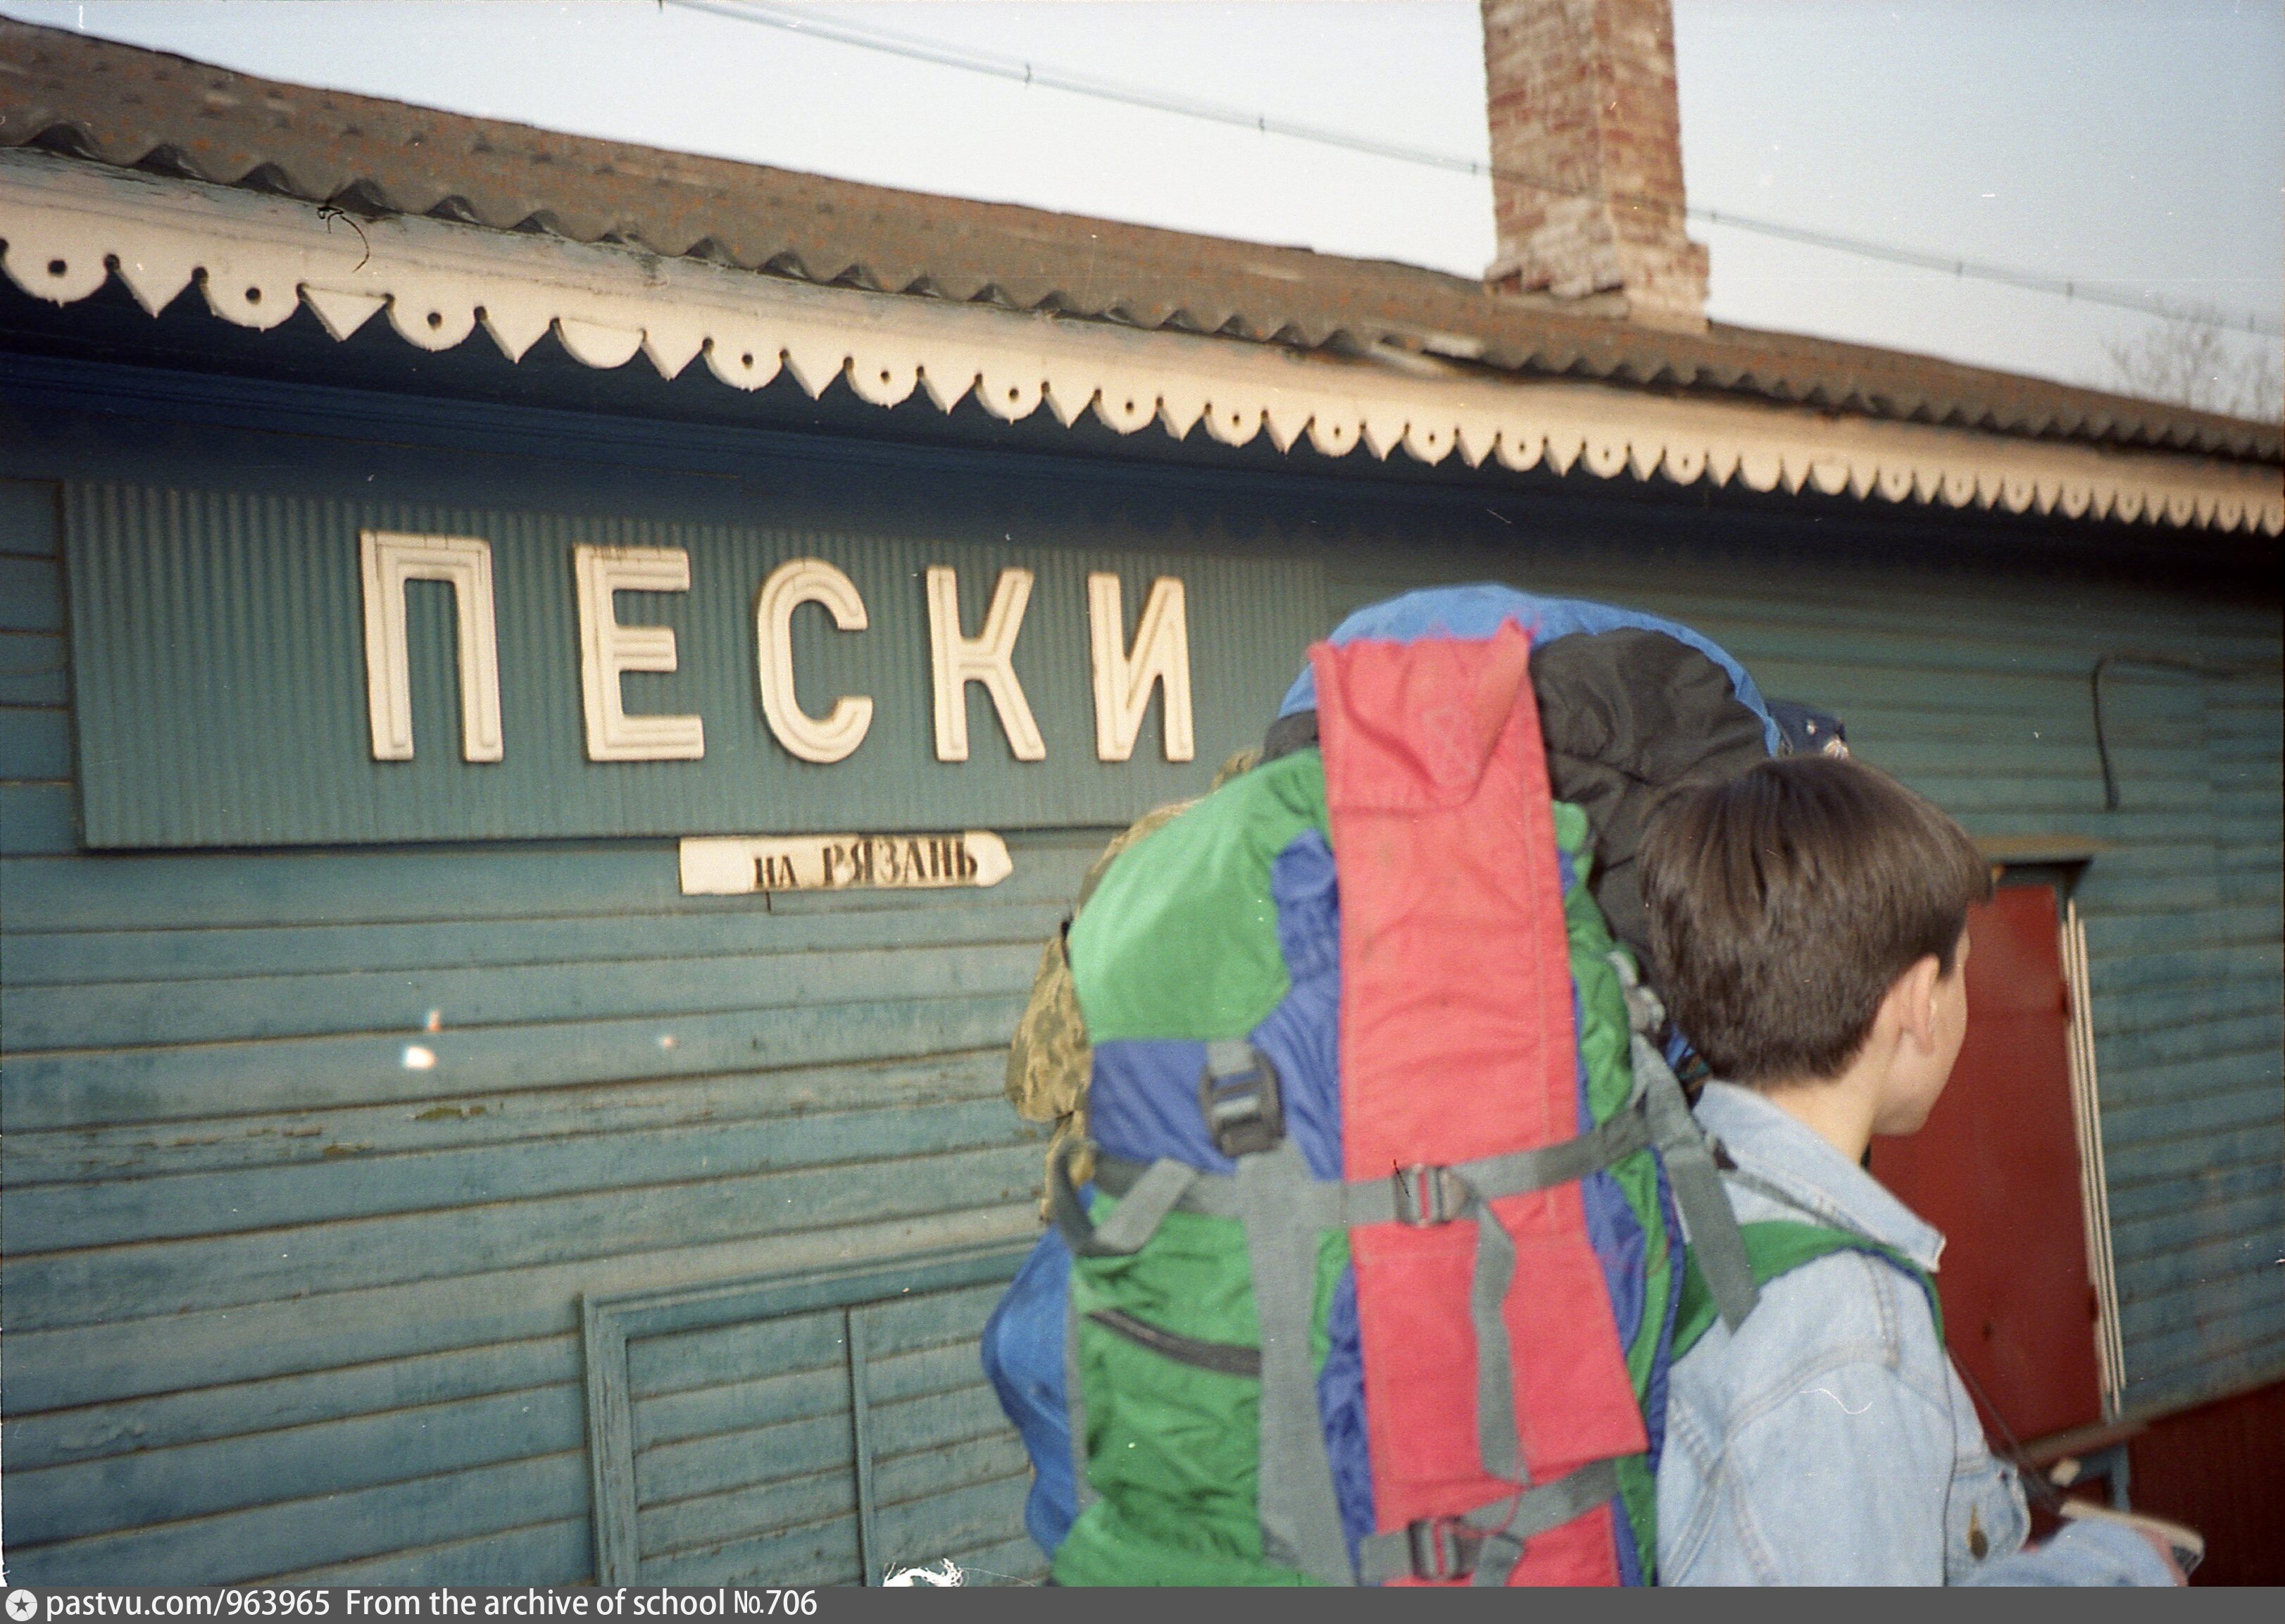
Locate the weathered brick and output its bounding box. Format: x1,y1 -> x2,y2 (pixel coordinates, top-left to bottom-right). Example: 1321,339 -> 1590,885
1480,0 -> 1708,330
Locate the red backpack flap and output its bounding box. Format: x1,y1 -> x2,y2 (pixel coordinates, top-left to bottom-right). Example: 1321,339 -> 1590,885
1315,622 -> 1646,1586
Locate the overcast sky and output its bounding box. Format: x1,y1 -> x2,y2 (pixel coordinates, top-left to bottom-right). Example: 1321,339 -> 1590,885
7,1 -> 2280,411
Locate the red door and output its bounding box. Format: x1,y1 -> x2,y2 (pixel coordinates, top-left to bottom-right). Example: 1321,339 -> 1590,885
1868,882 -> 2105,1447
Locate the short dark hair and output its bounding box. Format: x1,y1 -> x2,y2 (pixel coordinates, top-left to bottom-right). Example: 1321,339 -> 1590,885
1640,756 -> 1991,1085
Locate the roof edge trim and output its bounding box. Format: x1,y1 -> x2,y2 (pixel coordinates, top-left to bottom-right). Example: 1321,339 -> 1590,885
4,150 -> 2277,536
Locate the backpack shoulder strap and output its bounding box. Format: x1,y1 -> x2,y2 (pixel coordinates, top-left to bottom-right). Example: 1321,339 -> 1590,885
1672,1219 -> 1943,1361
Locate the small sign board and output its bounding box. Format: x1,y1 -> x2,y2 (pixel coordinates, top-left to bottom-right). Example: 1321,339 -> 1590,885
680,831 -> 1013,896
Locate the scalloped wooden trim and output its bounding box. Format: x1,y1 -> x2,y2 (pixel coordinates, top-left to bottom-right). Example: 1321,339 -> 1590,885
5,149 -> 2279,537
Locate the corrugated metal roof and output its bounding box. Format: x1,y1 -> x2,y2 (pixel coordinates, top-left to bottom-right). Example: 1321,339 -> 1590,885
3,17 -> 2277,464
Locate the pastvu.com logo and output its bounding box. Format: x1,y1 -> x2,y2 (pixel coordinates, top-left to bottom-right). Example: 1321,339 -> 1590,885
8,1589 -> 41,1621
882,1559 -> 964,1586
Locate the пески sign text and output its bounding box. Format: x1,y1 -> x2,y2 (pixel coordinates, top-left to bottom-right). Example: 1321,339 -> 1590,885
359,532 -> 1194,768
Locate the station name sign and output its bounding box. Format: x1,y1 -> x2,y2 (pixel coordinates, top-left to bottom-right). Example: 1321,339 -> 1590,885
360,532 -> 1194,769
62,487 -> 1327,849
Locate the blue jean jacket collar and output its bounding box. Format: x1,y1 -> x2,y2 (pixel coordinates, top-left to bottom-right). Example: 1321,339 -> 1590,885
1692,1081 -> 1946,1273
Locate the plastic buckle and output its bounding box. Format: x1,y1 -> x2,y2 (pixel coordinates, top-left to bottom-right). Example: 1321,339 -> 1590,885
1405,1517 -> 1479,1582
1393,1164 -> 1458,1226
1198,1047 -> 1284,1158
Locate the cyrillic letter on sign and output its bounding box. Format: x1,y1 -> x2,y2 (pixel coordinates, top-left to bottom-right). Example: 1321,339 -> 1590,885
359,530 -> 504,763
755,558 -> 875,764
927,566 -> 1046,763
573,544 -> 706,762
1087,573 -> 1194,763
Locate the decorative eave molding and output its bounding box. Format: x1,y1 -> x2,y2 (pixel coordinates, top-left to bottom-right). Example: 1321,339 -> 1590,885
4,149 -> 2278,536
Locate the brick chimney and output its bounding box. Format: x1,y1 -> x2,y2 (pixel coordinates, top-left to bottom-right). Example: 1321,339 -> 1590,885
1481,0 -> 1709,332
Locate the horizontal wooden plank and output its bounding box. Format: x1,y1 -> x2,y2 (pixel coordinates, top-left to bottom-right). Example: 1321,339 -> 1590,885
0,553 -> 63,630
4,1331 -> 578,1472
1,782 -> 75,855
2101,1079 -> 2285,1151
0,989 -> 1032,1130
860,1282 -> 1008,1360
631,1306 -> 847,1409
9,1379 -> 584,1546
2082,902 -> 2284,960
0,704 -> 70,779
2119,1316 -> 2285,1402
2106,1160 -> 2280,1228
4,1142 -> 1040,1330
868,1384 -> 1014,1462
640,1465 -> 853,1566
2118,1328 -> 2284,1402
2091,980 -> 2282,1046
2116,1263 -> 2283,1347
0,829 -> 1106,935
1592,604 -> 2212,682
2,1049 -> 1007,1186
2087,941 -> 2282,1002
872,1472 -> 1029,1574
629,1292 -> 1006,1470
1,937 -> 1043,1051
6,1448 -> 588,1588
2099,1047 -> 2285,1116
866,1341 -> 999,1410
637,1508 -> 860,1588
4,1202 -> 1034,1414
2112,1189 -> 2285,1267
1842,736 -> 2206,784
2105,1122 -> 2285,1193
637,1361 -> 848,1457
268,1516 -> 591,1587
638,1411 -> 853,1511
2123,1343 -> 2285,1417
1901,776 -> 2210,820
0,894 -> 1069,988
2112,1228 -> 2279,1303
1956,811 -> 2231,851
873,1432 -> 1031,1515
632,1278 -> 1001,1413
8,1094 -> 1032,1253
0,630 -> 69,706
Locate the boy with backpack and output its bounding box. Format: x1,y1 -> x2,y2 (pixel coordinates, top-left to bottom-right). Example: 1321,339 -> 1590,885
1639,756 -> 2182,1586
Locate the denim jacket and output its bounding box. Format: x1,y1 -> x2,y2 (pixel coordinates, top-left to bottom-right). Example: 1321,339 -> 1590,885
1655,1082 -> 2173,1587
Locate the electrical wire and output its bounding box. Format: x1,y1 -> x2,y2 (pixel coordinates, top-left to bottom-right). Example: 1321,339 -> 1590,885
2089,654 -> 2284,812
664,0 -> 2284,341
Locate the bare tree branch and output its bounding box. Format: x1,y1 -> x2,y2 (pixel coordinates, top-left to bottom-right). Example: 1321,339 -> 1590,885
2102,306 -> 2284,423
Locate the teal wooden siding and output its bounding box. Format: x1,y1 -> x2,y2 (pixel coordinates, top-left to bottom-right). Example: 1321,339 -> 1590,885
582,1249 -> 1034,1586
1325,542 -> 2285,1413
2,356 -> 2279,1593
2,461 -> 1075,1582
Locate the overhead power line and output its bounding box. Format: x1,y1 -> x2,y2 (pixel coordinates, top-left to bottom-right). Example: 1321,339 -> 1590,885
665,0 -> 2284,341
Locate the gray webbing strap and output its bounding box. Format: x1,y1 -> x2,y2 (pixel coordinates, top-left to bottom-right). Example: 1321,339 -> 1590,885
1047,1137 -> 1201,1257
1353,1458 -> 1622,1585
1633,1030 -> 1758,1332
1087,1104 -> 1655,1230
1234,1135 -> 1353,1583
1604,949 -> 1758,1332
1348,1108 -> 1655,1227
1457,1173 -> 1525,1487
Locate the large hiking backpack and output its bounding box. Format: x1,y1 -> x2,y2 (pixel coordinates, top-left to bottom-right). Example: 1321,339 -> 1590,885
982,587 -> 1800,1586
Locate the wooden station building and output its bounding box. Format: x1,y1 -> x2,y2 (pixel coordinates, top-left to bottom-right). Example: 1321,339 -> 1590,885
1,4 -> 2279,1587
